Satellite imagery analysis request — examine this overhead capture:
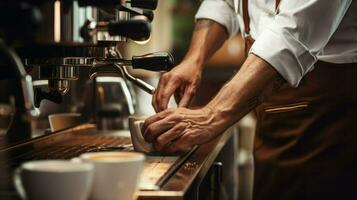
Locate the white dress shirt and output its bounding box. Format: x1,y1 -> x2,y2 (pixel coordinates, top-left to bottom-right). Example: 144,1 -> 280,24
195,0 -> 357,87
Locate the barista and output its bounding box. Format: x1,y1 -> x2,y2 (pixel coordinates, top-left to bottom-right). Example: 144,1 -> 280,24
142,0 -> 357,199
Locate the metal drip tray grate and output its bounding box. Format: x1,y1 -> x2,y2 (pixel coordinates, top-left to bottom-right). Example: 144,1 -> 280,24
1,134 -> 132,167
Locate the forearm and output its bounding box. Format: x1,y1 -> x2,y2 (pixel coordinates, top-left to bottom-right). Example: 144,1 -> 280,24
206,54 -> 285,129
182,19 -> 229,69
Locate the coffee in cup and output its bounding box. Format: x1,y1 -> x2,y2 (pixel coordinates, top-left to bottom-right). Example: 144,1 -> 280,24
77,151 -> 145,200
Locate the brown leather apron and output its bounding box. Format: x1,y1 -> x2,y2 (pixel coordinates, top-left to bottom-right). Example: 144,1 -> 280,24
242,1 -> 357,199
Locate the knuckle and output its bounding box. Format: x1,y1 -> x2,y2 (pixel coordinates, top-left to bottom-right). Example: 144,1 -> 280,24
176,123 -> 186,131
161,108 -> 172,116
156,137 -> 166,149
171,75 -> 180,83
162,73 -> 171,80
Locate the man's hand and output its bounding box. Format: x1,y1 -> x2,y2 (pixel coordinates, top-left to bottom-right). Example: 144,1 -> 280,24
151,19 -> 229,113
152,61 -> 202,112
144,54 -> 283,154
141,107 -> 226,153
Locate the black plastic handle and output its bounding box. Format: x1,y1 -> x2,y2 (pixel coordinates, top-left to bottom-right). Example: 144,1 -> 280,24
132,52 -> 175,72
78,0 -> 118,6
130,0 -> 158,10
107,19 -> 151,41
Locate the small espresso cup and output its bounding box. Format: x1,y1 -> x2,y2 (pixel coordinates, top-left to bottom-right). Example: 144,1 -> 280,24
76,151 -> 145,200
13,160 -> 94,200
48,113 -> 82,132
128,115 -> 154,153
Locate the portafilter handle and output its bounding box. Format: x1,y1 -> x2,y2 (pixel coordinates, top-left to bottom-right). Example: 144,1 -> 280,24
131,52 -> 175,71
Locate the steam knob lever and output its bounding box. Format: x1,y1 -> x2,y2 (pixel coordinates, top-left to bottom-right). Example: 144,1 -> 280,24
128,0 -> 158,10
107,19 -> 151,41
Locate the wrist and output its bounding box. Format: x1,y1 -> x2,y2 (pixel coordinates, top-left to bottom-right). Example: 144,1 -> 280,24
181,53 -> 205,71
203,104 -> 233,134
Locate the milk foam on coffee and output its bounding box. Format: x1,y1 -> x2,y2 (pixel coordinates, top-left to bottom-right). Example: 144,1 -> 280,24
78,152 -> 145,200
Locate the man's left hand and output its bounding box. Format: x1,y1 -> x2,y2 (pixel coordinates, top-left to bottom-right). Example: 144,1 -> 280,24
141,107 -> 224,153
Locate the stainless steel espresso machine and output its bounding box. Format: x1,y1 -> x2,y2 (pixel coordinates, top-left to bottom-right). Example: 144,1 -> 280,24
0,0 -> 174,141
0,1 -> 197,200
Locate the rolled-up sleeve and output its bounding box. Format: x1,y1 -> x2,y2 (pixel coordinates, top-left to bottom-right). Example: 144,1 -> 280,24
251,0 -> 352,87
195,0 -> 240,37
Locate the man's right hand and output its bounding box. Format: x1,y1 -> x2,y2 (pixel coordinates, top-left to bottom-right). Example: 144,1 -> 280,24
151,19 -> 229,112
152,61 -> 202,112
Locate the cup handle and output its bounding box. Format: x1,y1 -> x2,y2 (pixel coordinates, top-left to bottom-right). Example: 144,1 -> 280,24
13,168 -> 26,199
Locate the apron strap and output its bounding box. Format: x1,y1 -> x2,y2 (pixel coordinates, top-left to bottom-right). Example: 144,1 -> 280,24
242,0 -> 281,36
243,0 -> 281,57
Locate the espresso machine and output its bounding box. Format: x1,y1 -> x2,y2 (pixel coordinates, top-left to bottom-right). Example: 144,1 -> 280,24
0,1 -> 197,199
0,0 -> 174,140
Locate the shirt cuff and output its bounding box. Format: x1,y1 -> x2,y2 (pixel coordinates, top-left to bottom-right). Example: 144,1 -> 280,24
251,24 -> 318,87
195,0 -> 239,37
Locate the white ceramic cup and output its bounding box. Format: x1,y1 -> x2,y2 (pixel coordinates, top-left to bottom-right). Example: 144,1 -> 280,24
128,115 -> 154,153
77,151 -> 145,200
13,160 -> 94,200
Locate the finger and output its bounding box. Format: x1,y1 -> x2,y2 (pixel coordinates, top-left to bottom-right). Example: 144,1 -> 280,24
152,90 -> 158,113
174,85 -> 185,104
163,133 -> 195,153
142,109 -> 178,142
178,86 -> 196,107
154,122 -> 187,151
153,74 -> 174,112
157,82 -> 178,112
152,76 -> 165,113
143,117 -> 177,143
141,109 -> 170,134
